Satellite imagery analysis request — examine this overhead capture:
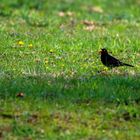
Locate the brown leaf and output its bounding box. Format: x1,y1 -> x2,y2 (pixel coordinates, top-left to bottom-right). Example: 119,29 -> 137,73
58,12 -> 65,17
82,20 -> 95,26
27,114 -> 38,124
84,25 -> 95,31
82,20 -> 96,31
58,11 -> 74,17
66,11 -> 73,17
92,6 -> 103,13
16,93 -> 24,98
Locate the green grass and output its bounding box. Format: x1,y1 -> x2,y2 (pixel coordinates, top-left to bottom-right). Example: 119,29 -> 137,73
0,0 -> 140,139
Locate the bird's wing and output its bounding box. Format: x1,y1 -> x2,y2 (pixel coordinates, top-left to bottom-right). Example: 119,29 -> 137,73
107,54 -> 122,66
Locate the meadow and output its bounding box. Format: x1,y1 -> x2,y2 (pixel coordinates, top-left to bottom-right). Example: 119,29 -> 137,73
0,0 -> 140,139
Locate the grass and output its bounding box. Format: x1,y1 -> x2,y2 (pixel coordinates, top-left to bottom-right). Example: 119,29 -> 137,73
0,0 -> 140,139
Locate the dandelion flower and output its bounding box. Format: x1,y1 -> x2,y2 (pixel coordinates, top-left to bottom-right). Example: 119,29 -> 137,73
49,49 -> 54,53
61,64 -> 65,67
18,41 -> 24,46
28,43 -> 33,48
104,67 -> 108,71
45,58 -> 49,64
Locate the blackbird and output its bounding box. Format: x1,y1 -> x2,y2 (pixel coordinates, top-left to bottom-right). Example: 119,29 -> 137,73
100,48 -> 134,68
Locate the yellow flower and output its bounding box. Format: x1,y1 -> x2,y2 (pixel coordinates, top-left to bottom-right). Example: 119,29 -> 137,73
18,41 -> 24,46
45,58 -> 49,64
28,43 -> 33,48
104,67 -> 108,71
49,49 -> 54,53
61,64 -> 65,67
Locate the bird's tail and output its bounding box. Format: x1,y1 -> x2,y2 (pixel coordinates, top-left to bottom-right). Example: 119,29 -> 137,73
123,63 -> 134,67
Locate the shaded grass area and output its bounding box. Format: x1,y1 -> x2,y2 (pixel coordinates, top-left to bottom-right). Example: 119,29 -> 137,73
0,75 -> 140,102
0,0 -> 140,139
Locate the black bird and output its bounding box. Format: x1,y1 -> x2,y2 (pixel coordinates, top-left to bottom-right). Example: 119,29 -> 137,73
100,48 -> 134,68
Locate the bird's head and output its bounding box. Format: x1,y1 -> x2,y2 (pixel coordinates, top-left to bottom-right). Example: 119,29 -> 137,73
100,48 -> 108,55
